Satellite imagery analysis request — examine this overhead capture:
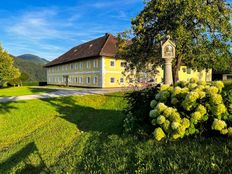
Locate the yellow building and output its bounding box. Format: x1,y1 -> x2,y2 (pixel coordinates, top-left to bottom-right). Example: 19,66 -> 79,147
45,33 -> 212,88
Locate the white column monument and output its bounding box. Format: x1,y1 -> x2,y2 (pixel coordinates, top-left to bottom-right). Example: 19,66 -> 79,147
161,35 -> 176,85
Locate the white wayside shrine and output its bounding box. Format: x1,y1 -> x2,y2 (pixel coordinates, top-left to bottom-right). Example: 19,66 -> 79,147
161,35 -> 176,85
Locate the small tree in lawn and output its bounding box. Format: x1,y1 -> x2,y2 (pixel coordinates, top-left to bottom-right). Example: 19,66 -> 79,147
0,45 -> 20,87
117,0 -> 232,83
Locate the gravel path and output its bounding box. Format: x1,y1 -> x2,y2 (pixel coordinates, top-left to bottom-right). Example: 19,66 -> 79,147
0,88 -> 126,103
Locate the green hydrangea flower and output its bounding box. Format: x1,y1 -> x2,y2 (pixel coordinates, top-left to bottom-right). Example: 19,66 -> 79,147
197,105 -> 207,115
171,121 -> 180,130
210,94 -> 223,105
182,101 -> 194,111
159,91 -> 170,101
182,118 -> 190,129
157,115 -> 166,125
169,111 -> 181,122
188,83 -> 198,90
156,103 -> 167,112
213,81 -> 224,91
198,81 -> 207,86
220,129 -> 228,135
173,86 -> 182,95
149,109 -> 159,118
160,84 -> 170,91
207,86 -> 219,95
163,120 -> 170,132
163,107 -> 174,117
181,87 -> 189,94
151,119 -> 157,126
190,77 -> 198,83
191,111 -> 202,121
150,100 -> 157,108
186,92 -> 199,102
228,127 -> 232,136
198,91 -> 206,99
172,133 -> 181,139
211,119 -> 227,131
213,104 -> 227,116
171,97 -> 178,105
154,127 -> 166,141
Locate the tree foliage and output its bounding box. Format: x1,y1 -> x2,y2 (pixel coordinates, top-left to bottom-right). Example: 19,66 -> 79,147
0,46 -> 20,86
117,0 -> 232,82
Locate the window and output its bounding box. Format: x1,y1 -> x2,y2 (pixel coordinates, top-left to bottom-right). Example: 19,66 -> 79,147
87,77 -> 91,84
66,65 -> 68,70
120,61 -> 126,68
62,66 -> 64,71
75,63 -> 78,70
93,76 -> 98,84
120,77 -> 124,83
76,77 -> 78,83
70,64 -> 74,70
87,61 -> 90,69
110,77 -> 115,83
129,78 -> 133,83
110,60 -> 115,67
79,77 -> 83,84
93,60 -> 98,68
80,63 -> 83,69
187,67 -> 191,74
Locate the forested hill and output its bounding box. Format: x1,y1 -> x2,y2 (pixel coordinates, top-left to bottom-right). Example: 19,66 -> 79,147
12,54 -> 50,82
17,54 -> 49,65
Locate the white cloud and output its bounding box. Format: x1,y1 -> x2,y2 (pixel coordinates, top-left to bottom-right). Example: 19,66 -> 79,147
1,0 -> 143,59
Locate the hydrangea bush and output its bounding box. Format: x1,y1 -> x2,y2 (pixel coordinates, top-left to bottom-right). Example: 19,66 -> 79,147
149,78 -> 232,141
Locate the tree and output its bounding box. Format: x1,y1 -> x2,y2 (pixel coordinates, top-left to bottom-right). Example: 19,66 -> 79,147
0,45 -> 20,86
117,0 -> 232,82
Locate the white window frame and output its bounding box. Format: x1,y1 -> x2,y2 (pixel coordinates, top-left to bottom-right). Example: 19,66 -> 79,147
87,61 -> 91,69
79,77 -> 83,84
75,63 -> 78,70
80,63 -> 83,69
110,77 -> 115,83
86,76 -> 91,84
93,60 -> 98,68
120,61 -> 126,68
93,76 -> 98,84
110,60 -> 115,67
120,77 -> 124,83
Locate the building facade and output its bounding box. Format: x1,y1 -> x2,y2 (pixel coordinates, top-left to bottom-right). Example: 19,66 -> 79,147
45,33 -> 212,88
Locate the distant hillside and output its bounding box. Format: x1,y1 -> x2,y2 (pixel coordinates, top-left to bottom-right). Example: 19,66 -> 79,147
17,54 -> 49,65
12,54 -> 50,82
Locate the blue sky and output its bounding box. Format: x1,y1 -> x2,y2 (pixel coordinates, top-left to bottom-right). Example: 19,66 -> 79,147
0,0 -> 144,60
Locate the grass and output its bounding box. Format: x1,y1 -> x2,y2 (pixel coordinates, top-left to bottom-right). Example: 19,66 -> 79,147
0,92 -> 231,173
0,87 -> 57,97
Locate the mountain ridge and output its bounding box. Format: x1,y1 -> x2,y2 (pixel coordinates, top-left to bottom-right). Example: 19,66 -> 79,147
11,54 -> 49,82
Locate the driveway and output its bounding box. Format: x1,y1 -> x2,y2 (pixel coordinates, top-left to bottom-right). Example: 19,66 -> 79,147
0,88 -> 127,103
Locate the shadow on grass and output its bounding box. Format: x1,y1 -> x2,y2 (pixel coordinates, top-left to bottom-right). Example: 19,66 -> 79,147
0,101 -> 24,114
41,96 -> 125,135
0,142 -> 47,173
29,87 -> 57,94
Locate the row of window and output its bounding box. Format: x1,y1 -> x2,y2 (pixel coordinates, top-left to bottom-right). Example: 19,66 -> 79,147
49,60 -> 99,73
110,60 -> 126,68
48,76 -> 99,84
48,59 -> 127,73
48,76 -> 128,84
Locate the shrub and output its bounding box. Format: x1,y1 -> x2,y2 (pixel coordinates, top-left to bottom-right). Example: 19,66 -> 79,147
123,86 -> 160,136
149,78 -> 232,141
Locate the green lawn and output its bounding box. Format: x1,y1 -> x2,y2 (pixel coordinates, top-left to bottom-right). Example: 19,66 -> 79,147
0,93 -> 231,173
0,87 -> 57,97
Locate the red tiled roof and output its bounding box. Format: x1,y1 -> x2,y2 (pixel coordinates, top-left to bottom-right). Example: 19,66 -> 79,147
45,33 -> 118,67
